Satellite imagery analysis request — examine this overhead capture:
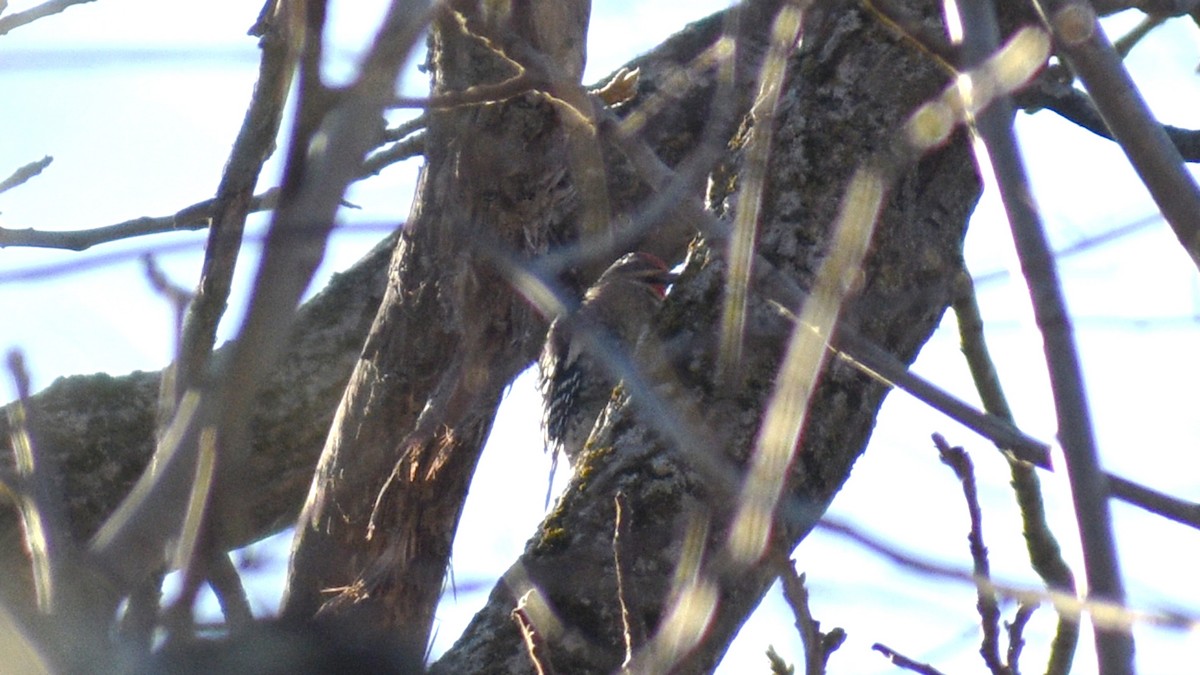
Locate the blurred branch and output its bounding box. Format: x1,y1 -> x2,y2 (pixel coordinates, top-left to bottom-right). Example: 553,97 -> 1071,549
971,212 -> 1165,287
602,66 -> 1053,470
0,0 -> 94,36
818,516 -> 1194,633
718,1 -> 804,382
1014,71 -> 1200,163
205,551 -> 253,631
959,0 -> 1133,671
1036,0 -> 1200,272
1112,13 -> 1167,57
871,643 -> 947,675
4,351 -> 73,614
951,271 -> 1078,675
0,156 -> 52,195
1108,473 -> 1200,528
4,350 -> 111,672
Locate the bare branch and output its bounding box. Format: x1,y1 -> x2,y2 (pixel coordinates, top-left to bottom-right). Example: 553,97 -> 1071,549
951,271 -> 1079,675
174,0 -> 303,401
1007,602 -> 1038,674
776,560 -> 845,675
956,0 -> 1133,670
0,156 -> 52,195
1037,0 -> 1200,271
872,643 -> 948,675
933,434 -> 1005,675
1108,474 -> 1200,529
1014,71 -> 1200,163
0,189 -> 279,251
1112,13 -> 1167,57
0,0 -> 95,36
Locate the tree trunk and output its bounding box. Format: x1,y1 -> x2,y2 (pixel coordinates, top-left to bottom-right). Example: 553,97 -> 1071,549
434,1 -> 981,671
1,1 -> 988,671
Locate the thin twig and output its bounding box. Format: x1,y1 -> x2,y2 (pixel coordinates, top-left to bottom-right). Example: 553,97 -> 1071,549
512,592 -> 555,675
951,271 -> 1078,675
0,127 -> 423,252
142,255 -> 193,359
381,113 -> 426,142
832,330 -> 1052,467
0,189 -> 280,251
933,434 -> 1006,675
956,1 -> 1133,671
393,72 -> 538,109
173,0 -> 302,401
971,212 -> 1167,286
776,558 -> 845,675
1006,601 -> 1038,674
0,0 -> 95,35
871,643 -> 948,675
361,132 -> 426,176
0,156 -> 52,194
0,219 -> 398,283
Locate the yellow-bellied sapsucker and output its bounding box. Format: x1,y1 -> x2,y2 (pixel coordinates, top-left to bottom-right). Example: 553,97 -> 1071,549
538,252 -> 674,468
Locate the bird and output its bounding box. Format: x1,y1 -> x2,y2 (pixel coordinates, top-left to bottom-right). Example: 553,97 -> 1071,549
538,252 -> 674,472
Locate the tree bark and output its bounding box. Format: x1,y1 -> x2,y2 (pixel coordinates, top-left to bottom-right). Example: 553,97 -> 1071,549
279,3 -> 774,655
0,231 -> 394,611
1,2 -> 992,672
0,9 -> 748,617
433,1 -> 982,671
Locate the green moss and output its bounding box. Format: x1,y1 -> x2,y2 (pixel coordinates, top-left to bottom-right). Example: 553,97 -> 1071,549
532,524 -> 570,556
